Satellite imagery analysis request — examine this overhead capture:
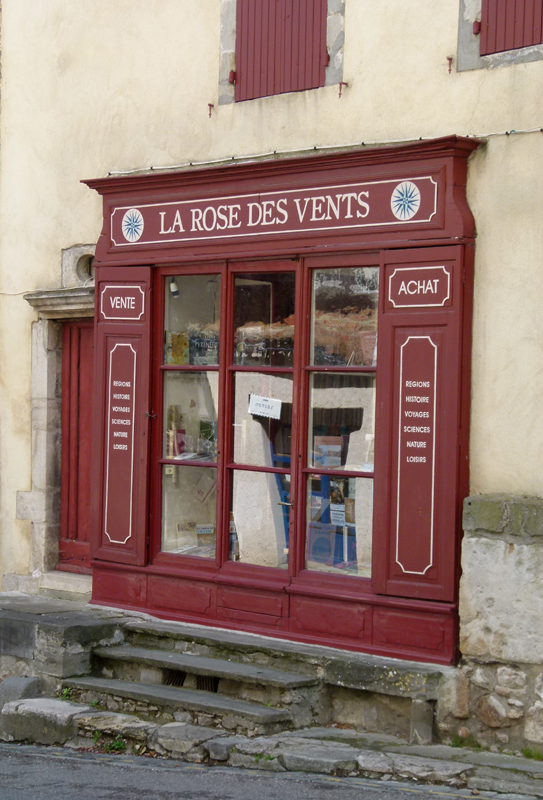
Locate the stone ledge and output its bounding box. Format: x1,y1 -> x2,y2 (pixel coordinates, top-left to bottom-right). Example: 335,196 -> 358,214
2,572 -> 92,602
39,571 -> 92,602
24,287 -> 94,320
463,494 -> 543,542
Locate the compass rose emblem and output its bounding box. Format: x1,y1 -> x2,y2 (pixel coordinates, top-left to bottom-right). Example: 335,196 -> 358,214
391,181 -> 421,221
121,208 -> 144,242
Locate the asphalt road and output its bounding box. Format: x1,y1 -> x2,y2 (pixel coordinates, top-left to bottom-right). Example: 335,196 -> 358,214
0,743 -> 500,800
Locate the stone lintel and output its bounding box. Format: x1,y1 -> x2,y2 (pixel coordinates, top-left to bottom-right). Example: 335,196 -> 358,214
24,287 -> 95,319
463,494 -> 543,542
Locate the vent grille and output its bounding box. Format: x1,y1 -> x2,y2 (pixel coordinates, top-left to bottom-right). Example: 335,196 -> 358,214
196,675 -> 220,693
162,669 -> 187,688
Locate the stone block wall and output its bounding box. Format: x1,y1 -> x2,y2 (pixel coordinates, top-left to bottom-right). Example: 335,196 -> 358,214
437,494 -> 543,751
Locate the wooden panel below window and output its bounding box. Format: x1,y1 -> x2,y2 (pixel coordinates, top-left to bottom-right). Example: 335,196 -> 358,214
91,564 -> 457,663
216,585 -> 289,629
217,607 -> 289,629
93,569 -> 147,607
218,585 -> 288,617
373,609 -> 453,658
290,596 -> 369,640
148,576 -> 216,616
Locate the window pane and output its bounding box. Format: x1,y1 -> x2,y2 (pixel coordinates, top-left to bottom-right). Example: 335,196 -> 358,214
233,372 -> 293,467
311,267 -> 378,366
229,470 -> 289,568
234,272 -> 295,366
161,465 -> 217,557
163,372 -> 218,462
306,475 -> 372,577
308,374 -> 375,472
164,275 -> 220,365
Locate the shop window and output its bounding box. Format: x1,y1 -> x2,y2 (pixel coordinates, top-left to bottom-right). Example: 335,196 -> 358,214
480,0 -> 543,54
234,0 -> 328,102
304,267 -> 377,577
161,274 -> 221,558
154,262 -> 378,582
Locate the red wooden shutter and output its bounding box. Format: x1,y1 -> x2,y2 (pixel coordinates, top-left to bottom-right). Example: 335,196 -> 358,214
235,0 -> 327,102
372,247 -> 471,603
91,267 -> 152,567
481,0 -> 543,54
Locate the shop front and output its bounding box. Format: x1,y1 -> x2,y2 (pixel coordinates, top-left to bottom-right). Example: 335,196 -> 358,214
86,136 -> 479,665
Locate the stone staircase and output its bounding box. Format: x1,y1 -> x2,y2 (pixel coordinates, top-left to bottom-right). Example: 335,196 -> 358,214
64,624 -> 329,736
0,595 -> 448,745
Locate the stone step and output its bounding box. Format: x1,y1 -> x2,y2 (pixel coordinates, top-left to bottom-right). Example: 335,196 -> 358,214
63,676 -> 293,735
92,645 -> 319,690
123,619 -> 445,700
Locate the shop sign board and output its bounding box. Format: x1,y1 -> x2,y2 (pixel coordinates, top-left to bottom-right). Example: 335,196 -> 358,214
100,285 -> 145,321
110,176 -> 438,247
387,266 -> 451,308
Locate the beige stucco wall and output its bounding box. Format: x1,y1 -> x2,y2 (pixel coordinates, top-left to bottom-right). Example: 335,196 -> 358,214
0,0 -> 542,579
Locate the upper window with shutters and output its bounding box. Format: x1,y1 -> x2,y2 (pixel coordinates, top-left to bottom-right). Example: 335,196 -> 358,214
219,0 -> 345,104
458,0 -> 543,70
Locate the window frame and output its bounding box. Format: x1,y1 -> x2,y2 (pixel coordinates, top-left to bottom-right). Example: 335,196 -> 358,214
150,255 -> 381,588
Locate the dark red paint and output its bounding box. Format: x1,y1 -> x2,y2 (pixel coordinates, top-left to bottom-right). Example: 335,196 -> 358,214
235,0 -> 327,102
481,0 -> 543,54
58,320 -> 94,573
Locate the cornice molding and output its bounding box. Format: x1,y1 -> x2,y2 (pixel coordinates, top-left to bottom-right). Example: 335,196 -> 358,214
24,286 -> 95,319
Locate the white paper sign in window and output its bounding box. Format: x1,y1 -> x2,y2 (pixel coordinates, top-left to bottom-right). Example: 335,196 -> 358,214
248,394 -> 282,420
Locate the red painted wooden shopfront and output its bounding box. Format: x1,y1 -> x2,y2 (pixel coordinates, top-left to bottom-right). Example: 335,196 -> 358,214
86,136 -> 479,665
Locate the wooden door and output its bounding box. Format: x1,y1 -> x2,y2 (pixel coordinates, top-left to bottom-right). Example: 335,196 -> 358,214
58,320 -> 94,573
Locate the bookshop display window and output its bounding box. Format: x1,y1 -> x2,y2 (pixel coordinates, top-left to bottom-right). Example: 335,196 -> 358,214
156,263 -> 379,577
305,266 -> 377,577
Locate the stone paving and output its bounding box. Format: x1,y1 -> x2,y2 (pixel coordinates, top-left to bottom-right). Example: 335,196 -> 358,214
2,690 -> 543,797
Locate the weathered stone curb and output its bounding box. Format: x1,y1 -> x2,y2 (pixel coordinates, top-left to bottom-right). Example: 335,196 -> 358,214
0,698 -> 518,790
5,697 -> 543,795
0,698 -> 92,745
